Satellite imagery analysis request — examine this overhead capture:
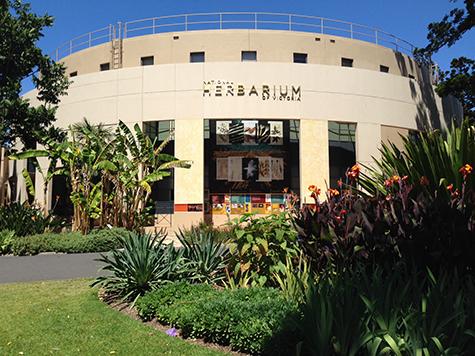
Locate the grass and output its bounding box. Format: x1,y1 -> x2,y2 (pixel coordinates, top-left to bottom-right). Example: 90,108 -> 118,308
0,279 -> 227,356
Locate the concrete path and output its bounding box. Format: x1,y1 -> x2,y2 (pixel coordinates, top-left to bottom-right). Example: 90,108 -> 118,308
0,253 -> 108,284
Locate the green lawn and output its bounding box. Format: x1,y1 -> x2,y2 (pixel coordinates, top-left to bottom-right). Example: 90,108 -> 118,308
0,279 -> 227,356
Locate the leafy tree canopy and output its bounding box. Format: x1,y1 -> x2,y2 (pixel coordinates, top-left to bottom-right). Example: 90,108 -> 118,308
0,0 -> 69,149
414,0 -> 474,119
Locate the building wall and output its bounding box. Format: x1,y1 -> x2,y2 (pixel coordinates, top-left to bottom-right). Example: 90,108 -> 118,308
21,30 -> 462,228
62,30 -> 422,81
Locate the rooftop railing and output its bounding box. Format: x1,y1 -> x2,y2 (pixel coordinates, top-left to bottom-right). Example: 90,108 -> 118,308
52,12 -> 416,61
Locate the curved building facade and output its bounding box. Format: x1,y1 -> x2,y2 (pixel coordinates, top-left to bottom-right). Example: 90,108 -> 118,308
20,13 -> 462,229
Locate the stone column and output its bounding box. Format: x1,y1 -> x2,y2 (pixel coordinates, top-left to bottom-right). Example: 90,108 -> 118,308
173,118 -> 204,229
299,119 -> 329,204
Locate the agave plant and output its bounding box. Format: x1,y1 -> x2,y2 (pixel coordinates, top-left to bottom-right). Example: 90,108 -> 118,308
177,228 -> 230,284
91,231 -> 184,304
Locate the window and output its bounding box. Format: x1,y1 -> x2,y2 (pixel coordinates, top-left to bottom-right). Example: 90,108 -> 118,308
293,53 -> 308,64
241,51 -> 257,62
190,52 -> 205,63
341,58 -> 353,67
100,63 -> 110,71
69,71 -> 77,77
328,122 -> 356,187
141,56 -> 154,66
143,121 -> 175,211
380,65 -> 389,73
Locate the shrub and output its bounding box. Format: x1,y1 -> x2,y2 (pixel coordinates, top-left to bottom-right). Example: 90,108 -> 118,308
10,228 -> 127,256
0,230 -> 15,254
136,282 -> 298,355
177,228 -> 230,284
0,202 -> 63,236
293,173 -> 475,275
227,212 -> 299,287
359,119 -> 475,195
296,267 -> 475,355
92,231 -> 184,304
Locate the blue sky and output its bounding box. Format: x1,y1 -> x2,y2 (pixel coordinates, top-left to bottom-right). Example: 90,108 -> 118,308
26,0 -> 473,85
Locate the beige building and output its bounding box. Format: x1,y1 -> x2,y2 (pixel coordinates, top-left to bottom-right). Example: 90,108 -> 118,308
14,13 -> 462,230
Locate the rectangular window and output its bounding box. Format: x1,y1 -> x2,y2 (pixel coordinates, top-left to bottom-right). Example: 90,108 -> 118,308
241,51 -> 257,62
293,53 -> 308,64
69,71 -> 77,77
190,51 -> 205,63
100,62 -> 110,71
380,65 -> 389,73
328,122 -> 356,187
141,56 -> 154,66
143,120 -> 175,211
341,58 -> 353,67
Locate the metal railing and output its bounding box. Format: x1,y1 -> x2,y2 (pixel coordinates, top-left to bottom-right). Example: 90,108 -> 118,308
52,12 -> 416,61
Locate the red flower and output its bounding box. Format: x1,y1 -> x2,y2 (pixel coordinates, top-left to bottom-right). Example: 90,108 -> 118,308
447,184 -> 454,192
402,175 -> 409,182
459,164 -> 473,177
337,179 -> 343,188
384,179 -> 393,188
340,209 -> 348,215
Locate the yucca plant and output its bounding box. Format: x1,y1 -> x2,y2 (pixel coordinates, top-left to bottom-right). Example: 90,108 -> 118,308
177,228 -> 230,284
92,231 -> 184,304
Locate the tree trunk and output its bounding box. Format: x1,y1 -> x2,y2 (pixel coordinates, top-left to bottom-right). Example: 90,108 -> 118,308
0,148 -> 10,206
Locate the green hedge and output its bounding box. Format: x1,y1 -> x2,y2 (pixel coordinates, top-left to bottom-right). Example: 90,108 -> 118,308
136,282 -> 298,355
10,228 -> 128,256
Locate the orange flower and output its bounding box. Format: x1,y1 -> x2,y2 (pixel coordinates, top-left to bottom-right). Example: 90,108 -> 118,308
282,187 -> 289,194
346,164 -> 361,180
419,176 -> 429,186
459,164 -> 473,177
392,175 -> 400,183
328,188 -> 340,197
308,185 -> 317,192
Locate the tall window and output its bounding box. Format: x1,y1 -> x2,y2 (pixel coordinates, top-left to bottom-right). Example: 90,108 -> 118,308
328,122 -> 356,187
143,120 -> 175,213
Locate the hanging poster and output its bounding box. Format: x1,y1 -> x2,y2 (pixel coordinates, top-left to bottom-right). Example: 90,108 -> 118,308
228,157 -> 243,181
216,121 -> 231,145
271,157 -> 284,180
243,121 -> 258,145
269,121 -> 284,145
257,122 -> 270,144
242,158 -> 259,181
258,157 -> 271,181
229,121 -> 244,144
216,158 -> 228,180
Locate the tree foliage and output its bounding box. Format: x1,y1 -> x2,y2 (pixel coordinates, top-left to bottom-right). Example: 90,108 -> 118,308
414,0 -> 474,119
0,0 -> 69,148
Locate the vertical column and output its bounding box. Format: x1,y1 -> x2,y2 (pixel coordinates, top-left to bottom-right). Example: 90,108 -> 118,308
356,122 -> 381,170
299,119 -> 329,204
173,118 -> 204,229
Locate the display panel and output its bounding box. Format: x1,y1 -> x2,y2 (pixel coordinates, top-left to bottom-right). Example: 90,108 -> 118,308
204,119 -> 300,215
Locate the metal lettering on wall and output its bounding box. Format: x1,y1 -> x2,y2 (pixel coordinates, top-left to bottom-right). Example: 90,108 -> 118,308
203,80 -> 301,101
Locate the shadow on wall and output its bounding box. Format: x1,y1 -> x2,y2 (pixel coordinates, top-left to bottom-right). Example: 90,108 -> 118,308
393,51 -> 461,131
